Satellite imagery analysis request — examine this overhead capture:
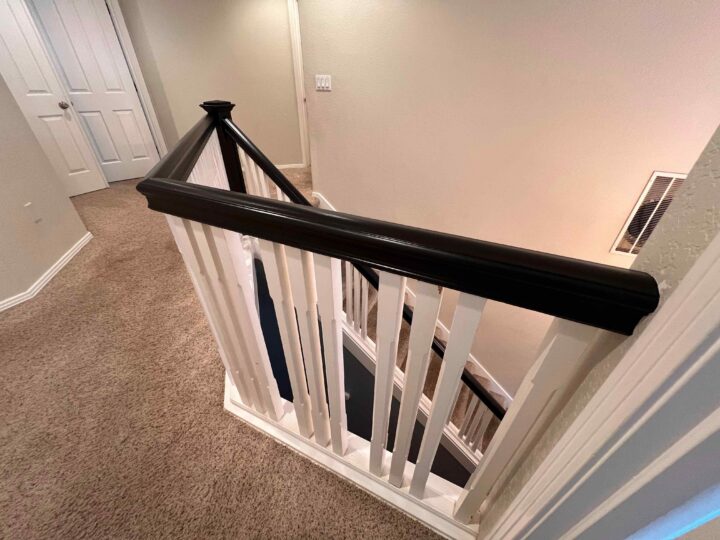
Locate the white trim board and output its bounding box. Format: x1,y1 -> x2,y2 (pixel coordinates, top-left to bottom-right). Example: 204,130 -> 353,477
485,229 -> 720,539
0,231 -> 92,312
286,0 -> 310,167
105,0 -> 168,157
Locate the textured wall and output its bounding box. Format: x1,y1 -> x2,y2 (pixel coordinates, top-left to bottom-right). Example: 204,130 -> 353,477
118,0 -> 302,165
298,0 -> 720,393
0,76 -> 88,301
478,123 -> 720,536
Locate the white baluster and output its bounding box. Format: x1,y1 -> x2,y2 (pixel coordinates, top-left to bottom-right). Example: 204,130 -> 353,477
202,222 -> 284,420
238,150 -> 259,196
471,406 -> 493,453
167,217 -> 255,408
353,268 -> 361,331
361,278 -> 369,339
183,220 -> 267,412
454,318 -> 597,523
315,254 -> 348,455
256,163 -> 270,198
389,281 -> 443,487
285,246 -> 331,446
464,400 -> 485,442
257,239 -> 314,437
344,261 -> 354,326
369,271 -> 407,476
410,293 -> 487,497
458,396 -> 479,439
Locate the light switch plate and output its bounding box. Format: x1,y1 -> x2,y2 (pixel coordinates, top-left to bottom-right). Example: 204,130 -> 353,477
315,74 -> 332,91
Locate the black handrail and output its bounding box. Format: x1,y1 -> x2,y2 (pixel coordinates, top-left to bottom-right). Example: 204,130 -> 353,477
138,179 -> 659,336
220,116 -> 509,418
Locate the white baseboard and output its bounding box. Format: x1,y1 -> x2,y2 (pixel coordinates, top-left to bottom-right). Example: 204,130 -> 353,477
276,163 -> 307,170
0,231 -> 92,312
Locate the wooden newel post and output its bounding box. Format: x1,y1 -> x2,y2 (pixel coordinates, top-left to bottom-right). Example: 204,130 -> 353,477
200,100 -> 245,193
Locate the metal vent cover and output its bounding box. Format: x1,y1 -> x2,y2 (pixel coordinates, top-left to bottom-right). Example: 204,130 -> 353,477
612,171 -> 686,255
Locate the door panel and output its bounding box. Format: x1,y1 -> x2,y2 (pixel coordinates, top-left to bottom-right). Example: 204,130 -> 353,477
0,0 -> 106,196
31,0 -> 159,182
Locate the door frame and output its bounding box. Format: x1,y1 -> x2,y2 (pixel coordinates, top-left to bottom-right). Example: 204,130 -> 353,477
104,0 -> 167,157
286,0 -> 309,168
485,229 -> 720,539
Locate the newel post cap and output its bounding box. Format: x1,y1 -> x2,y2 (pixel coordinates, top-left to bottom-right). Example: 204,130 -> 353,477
200,100 -> 235,117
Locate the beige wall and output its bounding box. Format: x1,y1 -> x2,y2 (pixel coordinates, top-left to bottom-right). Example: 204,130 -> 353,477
0,75 -> 87,301
479,122 -> 720,536
118,0 -> 302,165
299,0 -> 720,393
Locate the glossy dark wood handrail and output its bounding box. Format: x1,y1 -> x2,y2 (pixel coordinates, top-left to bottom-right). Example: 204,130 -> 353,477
138,178 -> 659,336
220,118 -> 509,417
221,118 -> 307,204
145,115 -> 215,181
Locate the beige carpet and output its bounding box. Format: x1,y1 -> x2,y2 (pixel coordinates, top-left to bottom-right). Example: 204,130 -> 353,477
0,178 -> 438,539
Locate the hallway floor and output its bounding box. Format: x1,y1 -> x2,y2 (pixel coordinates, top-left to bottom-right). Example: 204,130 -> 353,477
0,178 -> 438,539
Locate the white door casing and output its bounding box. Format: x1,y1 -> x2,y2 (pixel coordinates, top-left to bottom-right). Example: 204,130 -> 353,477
29,0 -> 159,182
0,0 -> 106,196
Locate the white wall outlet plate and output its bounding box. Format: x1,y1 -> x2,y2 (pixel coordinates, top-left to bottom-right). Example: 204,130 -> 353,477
315,74 -> 332,91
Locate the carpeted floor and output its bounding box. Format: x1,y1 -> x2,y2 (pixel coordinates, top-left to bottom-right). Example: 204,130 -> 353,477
0,178 -> 439,539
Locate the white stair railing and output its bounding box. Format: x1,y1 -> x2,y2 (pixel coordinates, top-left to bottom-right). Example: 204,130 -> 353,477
138,102 -> 659,538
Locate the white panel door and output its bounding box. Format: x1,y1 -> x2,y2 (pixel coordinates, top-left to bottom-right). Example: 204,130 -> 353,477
0,0 -> 106,196
30,0 -> 159,182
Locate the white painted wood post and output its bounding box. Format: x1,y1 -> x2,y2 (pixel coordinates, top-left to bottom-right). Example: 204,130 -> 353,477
361,278 -> 369,339
257,239 -> 314,437
315,254 -> 348,455
470,407 -> 492,453
453,318 -> 598,523
353,268 -> 361,331
286,246 -> 332,447
369,271 -> 407,476
459,397 -> 479,439
344,261 -> 354,326
389,281 -> 443,487
410,293 -> 487,498
204,223 -> 284,420
167,216 -> 255,408
238,150 -> 259,195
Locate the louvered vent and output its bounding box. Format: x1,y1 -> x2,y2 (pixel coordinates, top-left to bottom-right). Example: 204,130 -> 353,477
612,171 -> 686,255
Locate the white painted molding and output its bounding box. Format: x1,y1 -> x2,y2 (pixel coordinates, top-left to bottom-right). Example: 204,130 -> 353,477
312,191 -> 335,210
286,0 -> 310,167
486,230 -> 720,539
105,0 -> 168,156
276,163 -> 307,170
0,231 -> 92,312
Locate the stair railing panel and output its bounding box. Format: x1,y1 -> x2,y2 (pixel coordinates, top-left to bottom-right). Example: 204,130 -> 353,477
137,101 -> 660,533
